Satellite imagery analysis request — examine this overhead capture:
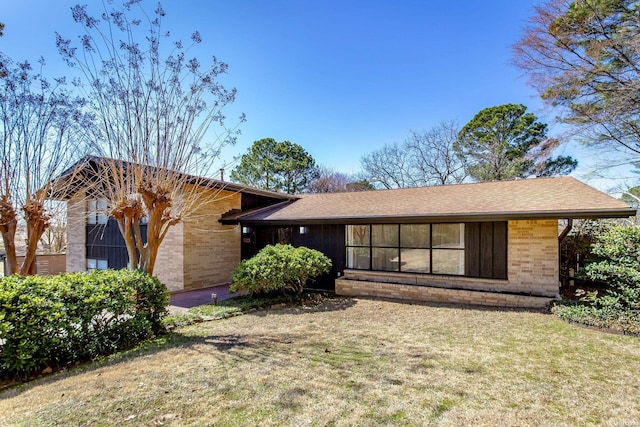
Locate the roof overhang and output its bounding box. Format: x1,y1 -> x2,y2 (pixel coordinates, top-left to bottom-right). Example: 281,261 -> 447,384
226,208 -> 636,226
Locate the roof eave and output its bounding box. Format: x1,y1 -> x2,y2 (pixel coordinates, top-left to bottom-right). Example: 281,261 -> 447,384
234,208 -> 637,226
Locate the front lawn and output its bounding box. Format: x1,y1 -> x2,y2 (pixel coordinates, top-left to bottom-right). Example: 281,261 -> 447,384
1,298 -> 639,426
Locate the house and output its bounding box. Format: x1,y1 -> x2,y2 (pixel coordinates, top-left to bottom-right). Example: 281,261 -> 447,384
220,177 -> 634,308
60,157 -> 634,307
59,156 -> 294,292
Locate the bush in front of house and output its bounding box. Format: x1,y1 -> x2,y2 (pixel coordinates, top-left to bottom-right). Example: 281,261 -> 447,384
554,225 -> 640,334
0,269 -> 169,380
584,225 -> 640,309
230,244 -> 332,296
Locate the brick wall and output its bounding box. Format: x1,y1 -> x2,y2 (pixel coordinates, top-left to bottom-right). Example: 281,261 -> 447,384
16,254 -> 66,275
337,219 -> 560,307
66,192 -> 86,272
155,222 -> 185,292
154,187 -> 242,292
336,279 -> 554,308
182,189 -> 241,291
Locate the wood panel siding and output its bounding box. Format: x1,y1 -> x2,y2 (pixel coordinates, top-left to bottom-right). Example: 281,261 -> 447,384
241,224 -> 345,292
86,220 -> 147,270
465,221 -> 507,279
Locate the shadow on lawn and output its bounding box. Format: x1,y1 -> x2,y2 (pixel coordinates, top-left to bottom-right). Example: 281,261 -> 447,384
0,296 -> 356,399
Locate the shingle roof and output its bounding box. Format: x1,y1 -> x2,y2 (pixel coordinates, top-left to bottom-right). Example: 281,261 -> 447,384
224,177 -> 635,224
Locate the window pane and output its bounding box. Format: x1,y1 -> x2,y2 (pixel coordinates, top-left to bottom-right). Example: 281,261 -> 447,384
432,224 -> 464,248
372,224 -> 398,247
372,248 -> 399,271
97,199 -> 109,224
400,249 -> 430,273
347,247 -> 370,269
346,225 -> 370,247
97,259 -> 108,270
87,200 -> 97,225
401,224 -> 430,248
87,258 -> 97,270
432,250 -> 464,275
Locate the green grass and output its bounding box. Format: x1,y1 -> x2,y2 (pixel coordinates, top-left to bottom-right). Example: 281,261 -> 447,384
2,297 -> 640,426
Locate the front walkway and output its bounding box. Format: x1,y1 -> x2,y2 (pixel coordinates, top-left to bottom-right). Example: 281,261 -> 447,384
168,284 -> 234,313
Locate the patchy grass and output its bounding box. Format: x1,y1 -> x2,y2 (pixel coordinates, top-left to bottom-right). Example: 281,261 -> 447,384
2,297 -> 640,426
163,293 -> 326,329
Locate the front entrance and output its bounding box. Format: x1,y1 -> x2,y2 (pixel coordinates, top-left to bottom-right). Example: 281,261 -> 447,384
239,224 -> 346,292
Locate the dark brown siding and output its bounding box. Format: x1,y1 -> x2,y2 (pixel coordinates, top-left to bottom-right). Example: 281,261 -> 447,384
86,220 -> 147,270
465,221 -> 507,279
293,224 -> 345,291
240,224 -> 345,292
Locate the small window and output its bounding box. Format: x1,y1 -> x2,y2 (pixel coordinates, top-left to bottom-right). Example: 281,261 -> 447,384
87,258 -> 108,271
87,199 -> 108,225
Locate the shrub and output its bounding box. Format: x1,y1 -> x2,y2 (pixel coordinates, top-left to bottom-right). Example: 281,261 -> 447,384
0,269 -> 169,379
584,225 -> 640,309
551,303 -> 640,335
230,244 -> 332,296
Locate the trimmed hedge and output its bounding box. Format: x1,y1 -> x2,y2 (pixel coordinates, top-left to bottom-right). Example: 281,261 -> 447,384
230,244 -> 332,296
0,269 -> 169,379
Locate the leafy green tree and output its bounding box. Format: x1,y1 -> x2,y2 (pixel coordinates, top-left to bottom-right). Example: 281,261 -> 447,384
514,0 -> 640,165
346,179 -> 376,192
455,104 -> 577,181
231,138 -> 317,194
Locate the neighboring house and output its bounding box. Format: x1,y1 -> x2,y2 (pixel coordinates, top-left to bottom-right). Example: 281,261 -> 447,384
59,157 -> 634,308
221,177 -> 634,308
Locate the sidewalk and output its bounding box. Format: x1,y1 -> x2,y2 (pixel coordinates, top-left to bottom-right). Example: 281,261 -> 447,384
168,284 -> 234,313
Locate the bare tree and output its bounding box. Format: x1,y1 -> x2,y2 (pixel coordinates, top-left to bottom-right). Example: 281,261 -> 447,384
306,166 -> 349,193
57,2 -> 242,274
513,0 -> 640,165
406,121 -> 467,185
39,202 -> 67,254
360,142 -> 418,189
360,121 -> 467,189
0,54 -> 86,275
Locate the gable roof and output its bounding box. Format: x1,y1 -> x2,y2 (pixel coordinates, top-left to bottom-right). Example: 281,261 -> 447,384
52,155 -> 296,201
223,177 -> 635,224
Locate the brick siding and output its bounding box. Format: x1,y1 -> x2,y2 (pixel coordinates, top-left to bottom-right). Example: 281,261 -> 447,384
66,192 -> 86,272
154,188 -> 241,292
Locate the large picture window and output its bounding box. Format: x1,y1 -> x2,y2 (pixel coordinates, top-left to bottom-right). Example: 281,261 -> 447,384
345,223 -> 465,276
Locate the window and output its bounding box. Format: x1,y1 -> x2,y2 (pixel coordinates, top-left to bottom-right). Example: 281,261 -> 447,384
401,224 -> 431,273
87,258 -> 108,271
345,223 -> 465,276
432,224 -> 465,275
87,199 -> 108,225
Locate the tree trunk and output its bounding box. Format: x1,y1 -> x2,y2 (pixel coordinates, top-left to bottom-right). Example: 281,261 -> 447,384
0,218 -> 18,275
117,217 -> 139,270
0,199 -> 19,275
20,201 -> 50,276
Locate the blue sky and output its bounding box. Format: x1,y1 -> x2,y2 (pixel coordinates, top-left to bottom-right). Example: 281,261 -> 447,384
1,1 -> 635,191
